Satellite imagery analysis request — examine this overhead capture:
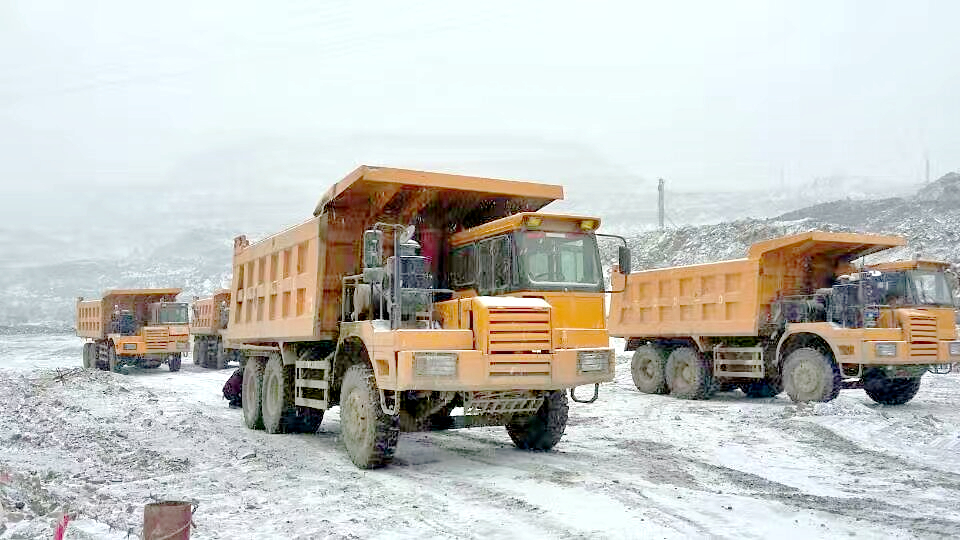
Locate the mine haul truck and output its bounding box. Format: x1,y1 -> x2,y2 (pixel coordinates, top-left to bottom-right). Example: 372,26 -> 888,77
77,288 -> 189,372
608,231 -> 959,405
190,289 -> 241,369
226,166 -> 624,468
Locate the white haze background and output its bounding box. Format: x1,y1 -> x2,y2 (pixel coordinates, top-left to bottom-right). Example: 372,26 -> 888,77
0,1 -> 959,325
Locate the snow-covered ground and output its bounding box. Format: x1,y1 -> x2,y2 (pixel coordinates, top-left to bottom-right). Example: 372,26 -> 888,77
2,335 -> 959,539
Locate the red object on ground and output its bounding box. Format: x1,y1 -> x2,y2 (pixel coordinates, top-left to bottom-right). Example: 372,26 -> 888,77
54,514 -> 70,540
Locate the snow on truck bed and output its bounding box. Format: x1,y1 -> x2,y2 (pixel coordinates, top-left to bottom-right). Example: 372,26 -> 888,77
1,335 -> 960,539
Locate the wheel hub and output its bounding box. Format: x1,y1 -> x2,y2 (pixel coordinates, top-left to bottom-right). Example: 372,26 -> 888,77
641,359 -> 655,379
342,391 -> 369,447
680,362 -> 694,384
793,360 -> 820,394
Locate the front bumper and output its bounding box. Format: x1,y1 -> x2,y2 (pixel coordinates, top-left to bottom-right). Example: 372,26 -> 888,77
857,340 -> 960,365
388,347 -> 615,392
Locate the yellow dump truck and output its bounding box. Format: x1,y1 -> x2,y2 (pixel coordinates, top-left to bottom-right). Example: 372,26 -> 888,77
76,288 -> 189,372
226,166 -> 625,468
608,231 -> 959,405
190,289 -> 240,369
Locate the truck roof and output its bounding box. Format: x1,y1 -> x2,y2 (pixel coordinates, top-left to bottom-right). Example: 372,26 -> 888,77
866,259 -> 951,272
747,231 -> 905,261
100,288 -> 182,301
313,166 -> 564,229
449,212 -> 602,247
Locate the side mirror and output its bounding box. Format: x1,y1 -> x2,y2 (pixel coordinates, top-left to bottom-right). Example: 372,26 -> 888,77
618,246 -> 632,274
363,230 -> 384,269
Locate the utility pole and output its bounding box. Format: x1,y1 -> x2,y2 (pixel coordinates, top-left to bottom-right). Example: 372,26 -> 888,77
925,153 -> 930,184
658,178 -> 665,231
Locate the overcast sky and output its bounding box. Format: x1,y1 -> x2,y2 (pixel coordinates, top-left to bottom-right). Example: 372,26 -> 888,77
1,0 -> 958,207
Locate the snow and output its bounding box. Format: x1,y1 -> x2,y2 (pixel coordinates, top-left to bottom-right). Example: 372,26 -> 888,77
2,335 -> 960,539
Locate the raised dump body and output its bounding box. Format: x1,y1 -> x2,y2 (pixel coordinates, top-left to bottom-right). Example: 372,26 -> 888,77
227,166 -> 622,468
77,288 -> 189,372
190,289 -> 239,369
609,231 -> 959,405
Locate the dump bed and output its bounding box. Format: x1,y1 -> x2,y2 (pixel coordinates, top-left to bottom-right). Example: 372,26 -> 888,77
227,166 -> 563,344
76,288 -> 182,339
608,232 -> 905,338
190,289 -> 231,335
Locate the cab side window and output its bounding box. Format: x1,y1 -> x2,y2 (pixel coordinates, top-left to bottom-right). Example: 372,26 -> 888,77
450,244 -> 477,289
478,235 -> 516,294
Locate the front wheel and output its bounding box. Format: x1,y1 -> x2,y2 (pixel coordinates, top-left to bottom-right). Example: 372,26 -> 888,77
506,391 -> 569,450
782,347 -> 840,403
107,344 -> 121,373
863,370 -> 922,405
631,345 -> 669,394
339,364 -> 399,468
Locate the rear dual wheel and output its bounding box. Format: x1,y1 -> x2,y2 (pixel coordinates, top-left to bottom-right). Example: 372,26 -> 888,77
665,347 -> 714,399
631,345 -> 669,394
193,340 -> 205,366
81,343 -> 95,369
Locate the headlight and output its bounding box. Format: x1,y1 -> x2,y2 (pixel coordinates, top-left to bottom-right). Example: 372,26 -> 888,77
122,343 -> 137,351
875,343 -> 897,357
578,350 -> 610,372
414,352 -> 458,377
950,342 -> 960,356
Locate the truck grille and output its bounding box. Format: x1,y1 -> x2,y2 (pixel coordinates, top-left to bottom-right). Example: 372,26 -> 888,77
144,328 -> 170,351
905,313 -> 938,359
486,306 -> 552,377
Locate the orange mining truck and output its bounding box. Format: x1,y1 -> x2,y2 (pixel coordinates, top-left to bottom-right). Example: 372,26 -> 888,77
190,289 -> 241,369
226,166 -> 626,468
77,288 -> 189,372
608,231 -> 959,405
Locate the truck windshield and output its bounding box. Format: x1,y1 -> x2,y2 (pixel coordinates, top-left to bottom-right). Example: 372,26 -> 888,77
907,271 -> 954,306
157,303 -> 189,324
518,231 -> 602,291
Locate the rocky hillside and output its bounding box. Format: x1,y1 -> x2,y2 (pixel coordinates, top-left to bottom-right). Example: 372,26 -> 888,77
1,171 -> 955,329
618,172 -> 960,280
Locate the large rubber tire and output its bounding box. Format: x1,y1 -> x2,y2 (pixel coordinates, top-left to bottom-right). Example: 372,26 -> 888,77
107,344 -> 121,373
95,342 -> 108,370
665,347 -> 714,399
631,345 -> 669,394
82,343 -> 94,369
506,390 -> 569,450
863,370 -> 922,405
242,358 -> 266,430
740,378 -> 783,398
261,355 -> 299,434
782,347 -> 841,403
168,354 -> 181,372
215,339 -> 227,370
339,364 -> 400,468
193,339 -> 204,366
